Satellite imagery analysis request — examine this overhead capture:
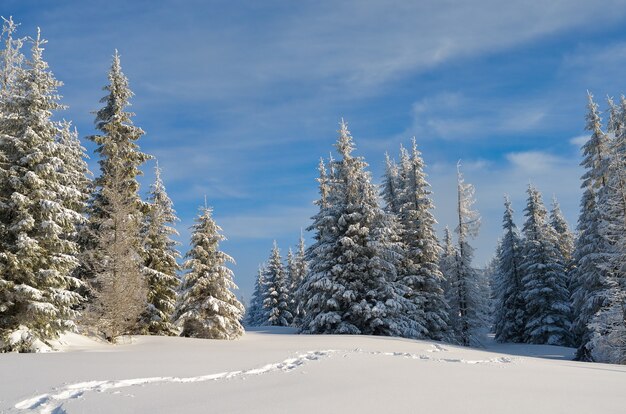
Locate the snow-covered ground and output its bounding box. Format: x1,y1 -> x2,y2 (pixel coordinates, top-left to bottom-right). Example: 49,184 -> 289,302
1,327 -> 625,414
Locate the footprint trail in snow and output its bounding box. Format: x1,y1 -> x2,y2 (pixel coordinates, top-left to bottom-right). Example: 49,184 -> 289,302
14,347 -> 515,413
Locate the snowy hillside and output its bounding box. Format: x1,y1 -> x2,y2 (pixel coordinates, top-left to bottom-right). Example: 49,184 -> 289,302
2,328 -> 625,414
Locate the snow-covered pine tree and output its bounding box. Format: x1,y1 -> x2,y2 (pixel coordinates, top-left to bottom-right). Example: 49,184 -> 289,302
606,96 -> 622,140
588,278 -> 626,364
55,122 -> 91,218
452,163 -> 488,346
0,17 -> 23,97
582,92 -> 610,189
520,185 -> 571,346
493,196 -> 526,343
285,247 -> 297,319
569,93 -> 616,359
262,242 -> 293,327
0,30 -> 83,351
588,94 -> 626,362
381,152 -> 401,215
571,186 -> 613,359
301,120 -> 419,337
440,226 -> 459,325
80,51 -> 152,339
290,233 -> 308,327
0,17 -> 24,328
245,265 -> 267,327
140,163 -> 181,335
394,138 -> 449,340
550,197 -> 575,269
176,205 -> 244,339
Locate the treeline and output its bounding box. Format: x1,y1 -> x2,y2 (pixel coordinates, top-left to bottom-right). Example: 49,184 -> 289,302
0,18 -> 244,352
247,123 -> 491,346
494,93 -> 626,364
248,100 -> 626,365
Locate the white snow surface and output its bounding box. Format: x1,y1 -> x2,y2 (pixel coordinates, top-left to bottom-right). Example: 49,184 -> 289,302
1,327 -> 625,413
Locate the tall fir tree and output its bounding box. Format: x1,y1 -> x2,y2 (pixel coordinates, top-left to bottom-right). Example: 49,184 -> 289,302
394,138 -> 449,340
440,226 -> 459,325
245,265 -> 267,326
381,152 -> 401,215
262,242 -> 293,327
290,233 -> 308,326
571,186 -> 613,359
176,205 -> 244,339
301,120 -> 419,337
0,17 -> 25,331
140,163 -> 181,335
520,185 -> 571,346
550,197 -> 575,269
451,163 -> 487,346
570,93 -> 615,359
493,196 -> 526,343
589,94 -> 626,362
80,51 -> 151,339
0,31 -> 84,351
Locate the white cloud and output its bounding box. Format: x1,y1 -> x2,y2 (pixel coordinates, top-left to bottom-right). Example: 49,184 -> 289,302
505,151 -> 565,174
570,134 -> 590,148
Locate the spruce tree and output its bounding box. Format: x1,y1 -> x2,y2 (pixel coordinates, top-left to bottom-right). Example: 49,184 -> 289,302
301,120 -> 419,337
570,93 -> 615,359
571,186 -> 613,359
520,185 -> 571,345
589,96 -> 626,362
493,196 -> 525,343
176,205 -> 244,339
262,242 -> 293,327
394,138 -> 449,340
451,163 -> 488,346
0,17 -> 24,331
440,226 -> 459,326
550,197 -> 575,269
381,152 -> 401,215
81,51 -> 151,339
245,265 -> 267,327
290,234 -> 308,326
140,163 -> 181,335
0,31 -> 83,351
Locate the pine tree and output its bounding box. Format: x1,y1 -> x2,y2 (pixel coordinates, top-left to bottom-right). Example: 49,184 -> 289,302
80,51 -> 151,339
452,163 -> 488,346
550,197 -> 575,269
245,265 -> 267,326
568,93 -> 617,359
290,233 -> 308,326
606,96 -> 622,139
394,138 -> 449,340
176,205 -> 244,339
0,17 -> 25,333
140,163 -> 181,335
582,92 -> 610,189
381,152 -> 401,215
520,185 -> 571,345
301,120 -> 419,337
262,242 -> 293,327
589,94 -> 626,362
285,247 -> 297,318
571,186 -> 613,359
0,31 -> 83,351
493,196 -> 526,343
588,279 -> 626,364
440,226 -> 458,324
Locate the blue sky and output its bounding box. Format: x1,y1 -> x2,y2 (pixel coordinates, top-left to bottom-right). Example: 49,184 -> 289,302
6,0 -> 626,301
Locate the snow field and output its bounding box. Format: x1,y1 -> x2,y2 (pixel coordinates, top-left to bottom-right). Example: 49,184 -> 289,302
2,329 -> 626,414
